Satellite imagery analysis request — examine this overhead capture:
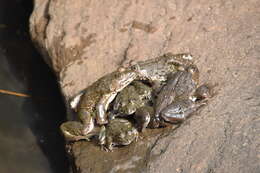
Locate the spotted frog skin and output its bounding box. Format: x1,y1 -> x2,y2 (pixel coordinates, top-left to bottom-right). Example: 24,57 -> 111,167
99,118 -> 138,152
113,81 -> 152,116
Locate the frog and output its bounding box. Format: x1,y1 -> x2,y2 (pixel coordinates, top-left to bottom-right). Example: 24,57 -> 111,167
60,68 -> 139,141
98,118 -> 139,152
111,53 -> 196,130
133,86 -> 211,131
154,65 -> 199,120
134,65 -> 211,130
60,53 -> 194,141
113,81 -> 153,116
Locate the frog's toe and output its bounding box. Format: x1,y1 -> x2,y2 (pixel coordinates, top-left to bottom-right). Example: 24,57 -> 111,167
101,145 -> 113,152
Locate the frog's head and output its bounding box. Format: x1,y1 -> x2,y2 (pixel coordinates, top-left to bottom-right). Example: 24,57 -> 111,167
111,70 -> 138,90
118,99 -> 139,115
118,127 -> 138,145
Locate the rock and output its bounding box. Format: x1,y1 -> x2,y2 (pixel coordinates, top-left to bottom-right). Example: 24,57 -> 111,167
30,0 -> 260,173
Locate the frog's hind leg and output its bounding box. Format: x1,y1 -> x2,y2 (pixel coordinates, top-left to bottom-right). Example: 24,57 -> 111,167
60,121 -> 92,142
161,99 -> 207,123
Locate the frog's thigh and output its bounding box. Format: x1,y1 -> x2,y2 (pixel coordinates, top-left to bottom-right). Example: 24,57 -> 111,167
161,104 -> 185,122
96,92 -> 117,125
60,121 -> 85,141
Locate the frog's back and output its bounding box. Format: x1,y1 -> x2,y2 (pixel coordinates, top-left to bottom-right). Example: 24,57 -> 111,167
77,86 -> 101,111
136,53 -> 194,82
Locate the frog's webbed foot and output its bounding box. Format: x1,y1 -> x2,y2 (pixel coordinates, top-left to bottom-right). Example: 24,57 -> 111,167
193,83 -> 218,101
101,144 -> 114,152
100,145 -> 110,152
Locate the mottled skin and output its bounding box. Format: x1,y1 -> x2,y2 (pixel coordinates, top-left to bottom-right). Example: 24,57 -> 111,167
135,66 -> 210,130
99,118 -> 138,152
60,68 -> 138,140
77,69 -> 138,124
154,65 -> 199,119
134,53 -> 194,85
61,53 -> 194,141
113,81 -> 152,116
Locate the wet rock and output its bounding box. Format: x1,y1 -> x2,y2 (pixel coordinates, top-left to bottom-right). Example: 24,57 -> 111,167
30,0 -> 260,173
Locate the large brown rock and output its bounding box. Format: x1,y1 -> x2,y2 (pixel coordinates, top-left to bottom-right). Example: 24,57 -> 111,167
30,0 -> 260,172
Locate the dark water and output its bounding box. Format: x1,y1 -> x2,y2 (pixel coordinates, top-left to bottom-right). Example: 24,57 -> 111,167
0,1 -> 69,173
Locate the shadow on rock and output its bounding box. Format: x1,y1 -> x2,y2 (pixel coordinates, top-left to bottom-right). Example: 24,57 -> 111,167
0,0 -> 70,172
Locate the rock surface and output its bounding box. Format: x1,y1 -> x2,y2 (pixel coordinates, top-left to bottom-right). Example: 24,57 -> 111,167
30,0 -> 260,173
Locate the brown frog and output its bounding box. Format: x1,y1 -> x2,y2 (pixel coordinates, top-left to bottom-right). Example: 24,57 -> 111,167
61,53 -> 194,141
154,65 -> 199,119
134,66 -> 211,130
60,68 -> 139,141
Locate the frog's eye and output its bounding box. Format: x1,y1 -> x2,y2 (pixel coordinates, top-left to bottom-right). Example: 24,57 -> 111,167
187,65 -> 199,74
131,64 -> 140,71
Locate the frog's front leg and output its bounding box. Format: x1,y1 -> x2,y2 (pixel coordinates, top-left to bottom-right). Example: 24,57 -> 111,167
99,127 -> 114,152
78,109 -> 95,135
96,92 -> 117,125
